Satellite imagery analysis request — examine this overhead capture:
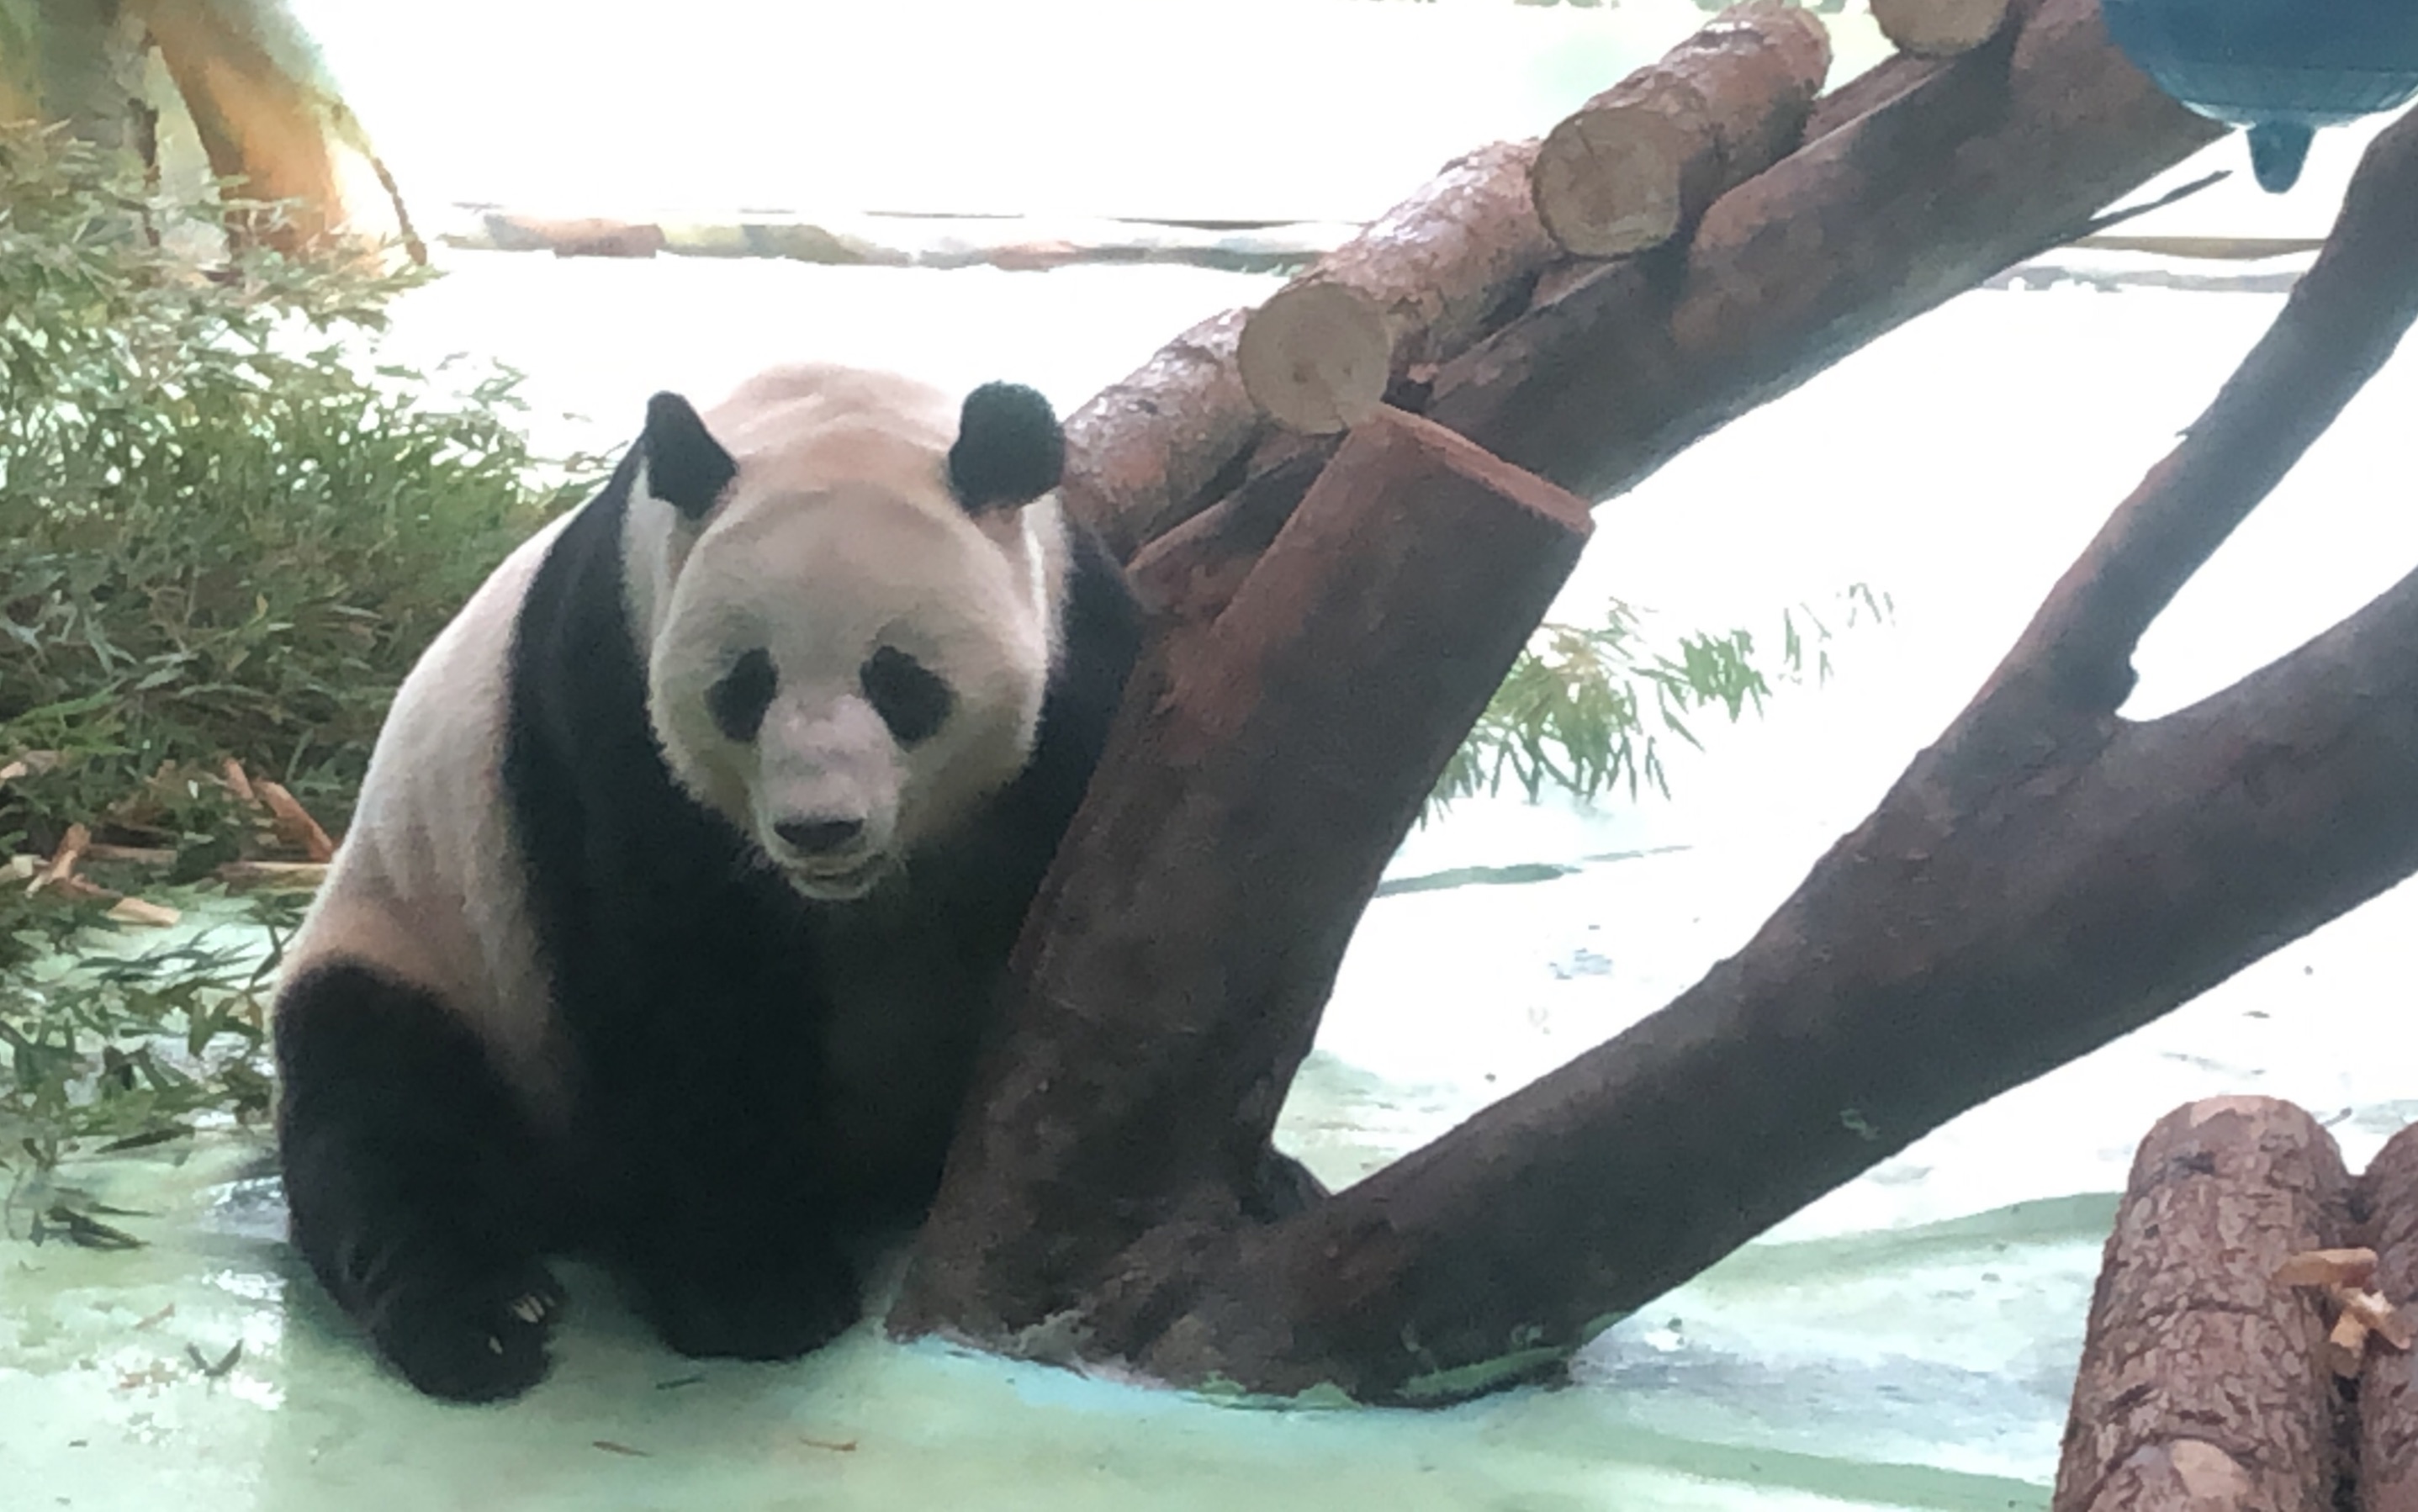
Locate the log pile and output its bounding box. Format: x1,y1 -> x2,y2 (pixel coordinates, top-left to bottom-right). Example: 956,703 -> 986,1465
1230,5 -> 1836,438
1103,0 -> 2223,642
2051,1102 -> 2418,1512
896,0 -> 2301,1403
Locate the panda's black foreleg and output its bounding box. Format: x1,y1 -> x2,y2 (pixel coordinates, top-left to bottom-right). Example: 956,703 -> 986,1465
601,1142 -> 865,1363
273,961 -> 563,1403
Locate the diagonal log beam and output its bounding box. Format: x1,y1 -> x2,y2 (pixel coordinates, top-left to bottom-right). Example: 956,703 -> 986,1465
895,409 -> 1593,1346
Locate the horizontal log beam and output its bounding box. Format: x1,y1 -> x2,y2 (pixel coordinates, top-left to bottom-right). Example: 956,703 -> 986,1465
1133,0 -> 2223,629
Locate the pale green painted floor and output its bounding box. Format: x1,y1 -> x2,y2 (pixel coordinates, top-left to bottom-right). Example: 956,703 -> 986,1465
8,1127 -> 2075,1512
10,829 -> 2415,1509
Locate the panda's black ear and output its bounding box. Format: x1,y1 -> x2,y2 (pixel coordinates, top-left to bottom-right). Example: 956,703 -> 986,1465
949,382 -> 1064,515
641,391 -> 738,521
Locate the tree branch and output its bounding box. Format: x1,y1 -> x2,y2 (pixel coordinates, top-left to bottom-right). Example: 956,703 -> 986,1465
1975,103 -> 2418,719
1130,497 -> 2418,1404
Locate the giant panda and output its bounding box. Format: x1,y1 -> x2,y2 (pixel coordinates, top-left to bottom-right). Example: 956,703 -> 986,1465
270,362 -> 1151,1403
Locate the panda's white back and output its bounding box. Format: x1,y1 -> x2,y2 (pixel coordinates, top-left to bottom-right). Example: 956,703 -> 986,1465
283,512 -> 576,1129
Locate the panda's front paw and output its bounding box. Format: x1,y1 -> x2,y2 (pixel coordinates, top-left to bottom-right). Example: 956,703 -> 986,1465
361,1255 -> 566,1403
630,1247 -> 860,1362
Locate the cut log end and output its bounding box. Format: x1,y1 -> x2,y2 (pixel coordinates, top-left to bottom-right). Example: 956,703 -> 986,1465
1870,0 -> 2013,59
1236,282 -> 1395,436
1527,3 -> 1831,262
1532,103 -> 1700,259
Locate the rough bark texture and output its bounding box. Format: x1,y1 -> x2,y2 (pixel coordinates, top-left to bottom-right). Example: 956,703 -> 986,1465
2050,1099 -> 2354,1512
1870,0 -> 2014,58
2363,1123 -> 2418,1512
1131,0 -> 2224,632
1235,140 -> 1554,435
1530,3 -> 1829,258
1056,309 -> 1260,562
901,99 -> 2418,1403
895,409 -> 1592,1342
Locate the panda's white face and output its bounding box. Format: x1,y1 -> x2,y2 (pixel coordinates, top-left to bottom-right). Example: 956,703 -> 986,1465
627,367 -> 1063,902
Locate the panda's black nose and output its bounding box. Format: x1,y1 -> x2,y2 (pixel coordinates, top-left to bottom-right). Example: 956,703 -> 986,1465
775,817 -> 865,856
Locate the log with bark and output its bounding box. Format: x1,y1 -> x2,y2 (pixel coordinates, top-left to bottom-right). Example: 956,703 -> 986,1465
1056,309 -> 1260,562
1235,3 -> 1829,437
896,71 -> 2418,1404
2363,1123 -> 2418,1512
1130,0 -> 2223,632
1529,3 -> 1829,259
1234,139 -> 1554,436
899,406 -> 1594,1344
2050,1099 -> 2355,1512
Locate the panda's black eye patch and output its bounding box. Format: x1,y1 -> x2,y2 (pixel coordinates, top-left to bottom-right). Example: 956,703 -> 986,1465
862,647 -> 952,746
708,649 -> 778,743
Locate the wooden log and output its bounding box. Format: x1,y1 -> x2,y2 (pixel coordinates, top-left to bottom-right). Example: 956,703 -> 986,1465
1530,3 -> 1830,259
896,408 -> 1593,1340
2362,1122 -> 2418,1512
2050,1098 -> 2354,1512
1057,308 -> 1262,562
1870,0 -> 2016,58
1235,140 -> 1553,436
1436,0 -> 2219,505
1127,431 -> 1332,626
253,780 -> 336,863
910,92 -> 2418,1404
1130,0 -> 2221,632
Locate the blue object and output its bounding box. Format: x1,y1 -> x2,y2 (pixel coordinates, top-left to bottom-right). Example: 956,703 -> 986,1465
2098,0 -> 2418,192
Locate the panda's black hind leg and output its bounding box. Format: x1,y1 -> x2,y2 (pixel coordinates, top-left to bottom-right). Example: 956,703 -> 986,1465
273,961 -> 563,1402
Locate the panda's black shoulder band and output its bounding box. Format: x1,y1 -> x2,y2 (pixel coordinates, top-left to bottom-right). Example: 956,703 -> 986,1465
949,382 -> 1065,515
642,392 -> 738,521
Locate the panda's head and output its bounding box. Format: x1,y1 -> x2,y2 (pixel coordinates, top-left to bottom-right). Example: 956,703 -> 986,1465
623,365 -> 1069,902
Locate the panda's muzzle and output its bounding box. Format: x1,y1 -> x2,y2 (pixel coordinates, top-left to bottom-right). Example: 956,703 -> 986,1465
770,814 -> 890,899
775,816 -> 864,856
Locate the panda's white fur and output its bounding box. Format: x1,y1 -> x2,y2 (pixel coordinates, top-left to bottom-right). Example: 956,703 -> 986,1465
270,362 -> 1143,1403
282,515 -> 574,1128
632,364 -> 1068,894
